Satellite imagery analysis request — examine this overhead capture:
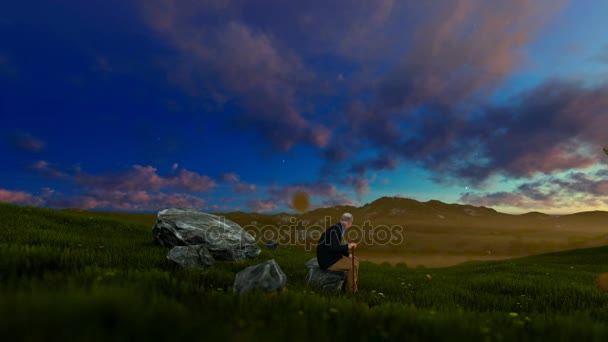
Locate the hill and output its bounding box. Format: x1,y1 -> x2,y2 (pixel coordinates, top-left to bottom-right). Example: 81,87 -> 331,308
2,203 -> 608,340
217,196 -> 608,267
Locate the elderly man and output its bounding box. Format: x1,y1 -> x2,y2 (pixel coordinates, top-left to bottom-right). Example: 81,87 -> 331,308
316,213 -> 359,293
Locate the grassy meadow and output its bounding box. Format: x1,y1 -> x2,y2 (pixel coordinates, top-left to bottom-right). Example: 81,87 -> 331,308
3,202 -> 608,340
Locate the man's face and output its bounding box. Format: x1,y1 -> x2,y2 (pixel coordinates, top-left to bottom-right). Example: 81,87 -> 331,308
345,221 -> 353,229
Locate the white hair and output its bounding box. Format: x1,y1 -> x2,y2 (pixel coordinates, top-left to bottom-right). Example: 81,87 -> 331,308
340,212 -> 353,223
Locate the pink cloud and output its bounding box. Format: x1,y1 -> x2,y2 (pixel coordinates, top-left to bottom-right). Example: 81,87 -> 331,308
316,196 -> 357,209
20,160 -> 218,211
0,189 -> 45,206
233,182 -> 256,193
75,165 -> 165,191
222,172 -> 240,182
29,160 -> 68,179
74,165 -> 216,193
170,169 -> 217,192
49,189 -> 206,211
247,199 -> 278,212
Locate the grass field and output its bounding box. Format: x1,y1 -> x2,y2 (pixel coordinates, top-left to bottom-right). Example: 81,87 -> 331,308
3,203 -> 608,341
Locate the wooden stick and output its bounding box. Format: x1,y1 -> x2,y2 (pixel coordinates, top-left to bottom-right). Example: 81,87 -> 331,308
351,246 -> 356,292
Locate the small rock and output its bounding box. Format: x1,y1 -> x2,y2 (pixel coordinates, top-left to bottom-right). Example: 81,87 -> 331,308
167,245 -> 215,270
304,258 -> 345,291
233,259 -> 287,295
304,257 -> 320,268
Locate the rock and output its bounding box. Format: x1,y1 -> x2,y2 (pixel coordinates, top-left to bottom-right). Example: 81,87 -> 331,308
167,245 -> 215,270
304,258 -> 345,291
233,259 -> 287,295
304,257 -> 320,268
264,240 -> 279,250
152,208 -> 261,261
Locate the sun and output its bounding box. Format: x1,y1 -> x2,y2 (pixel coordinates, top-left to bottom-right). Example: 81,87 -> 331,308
291,191 -> 310,212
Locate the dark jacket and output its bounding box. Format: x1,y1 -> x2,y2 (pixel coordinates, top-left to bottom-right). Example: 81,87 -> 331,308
316,223 -> 350,270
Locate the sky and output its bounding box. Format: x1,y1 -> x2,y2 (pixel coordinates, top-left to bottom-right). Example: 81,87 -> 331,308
1,0 -> 608,214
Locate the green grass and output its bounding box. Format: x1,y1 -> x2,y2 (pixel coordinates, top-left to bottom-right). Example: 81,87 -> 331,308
2,203 -> 608,341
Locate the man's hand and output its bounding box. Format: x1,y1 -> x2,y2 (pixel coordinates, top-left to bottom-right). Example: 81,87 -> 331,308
348,242 -> 357,249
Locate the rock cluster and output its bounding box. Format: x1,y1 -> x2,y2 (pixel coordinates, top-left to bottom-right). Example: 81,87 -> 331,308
153,208 -> 261,269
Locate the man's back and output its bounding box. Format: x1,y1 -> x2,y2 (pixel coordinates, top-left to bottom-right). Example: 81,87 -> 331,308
316,223 -> 349,269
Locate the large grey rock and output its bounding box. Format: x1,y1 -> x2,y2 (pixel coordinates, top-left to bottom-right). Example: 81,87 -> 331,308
167,245 -> 215,270
304,258 -> 345,291
233,259 -> 287,295
153,208 -> 261,261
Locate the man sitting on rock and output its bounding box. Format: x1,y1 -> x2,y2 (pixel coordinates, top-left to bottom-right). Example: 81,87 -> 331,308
316,213 -> 358,293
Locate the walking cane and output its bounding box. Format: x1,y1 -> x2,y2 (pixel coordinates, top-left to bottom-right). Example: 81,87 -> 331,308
351,246 -> 356,292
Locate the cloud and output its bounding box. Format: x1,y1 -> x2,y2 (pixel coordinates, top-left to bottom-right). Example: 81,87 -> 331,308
595,169 -> 608,178
74,165 -> 166,191
460,171 -> 608,210
140,2 -> 330,151
233,182 -> 256,193
339,78 -> 608,188
21,161 -> 215,211
456,80 -> 608,182
8,131 -> 46,152
309,0 -> 568,186
268,180 -> 337,201
136,0 -> 599,203
459,191 -> 551,209
317,195 -> 357,209
169,169 -> 217,192
222,172 -> 240,182
47,189 -> 206,211
348,155 -> 398,176
0,189 -> 45,206
247,199 -> 278,212
552,172 -> 608,197
74,165 -> 216,193
342,175 -> 370,198
29,160 -> 68,179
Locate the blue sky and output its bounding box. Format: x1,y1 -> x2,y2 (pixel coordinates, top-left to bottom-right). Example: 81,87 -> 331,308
1,0 -> 608,214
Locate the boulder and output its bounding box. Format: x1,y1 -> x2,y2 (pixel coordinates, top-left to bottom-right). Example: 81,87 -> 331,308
167,245 -> 215,270
152,208 -> 261,261
233,259 -> 287,295
264,240 -> 279,250
304,258 -> 346,292
304,257 -> 320,269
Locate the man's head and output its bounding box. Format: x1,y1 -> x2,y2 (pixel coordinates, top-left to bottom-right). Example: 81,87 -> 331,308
340,212 -> 354,229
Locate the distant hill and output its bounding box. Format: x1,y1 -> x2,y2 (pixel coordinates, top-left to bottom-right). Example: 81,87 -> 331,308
220,196 -> 607,229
